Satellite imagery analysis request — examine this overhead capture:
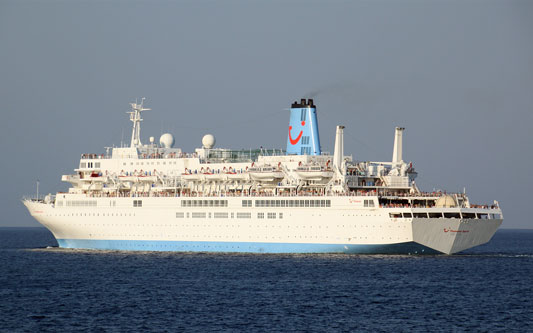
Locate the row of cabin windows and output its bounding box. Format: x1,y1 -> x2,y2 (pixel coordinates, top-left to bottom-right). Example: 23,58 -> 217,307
389,212 -> 502,219
132,199 -> 330,208
176,212 -> 283,219
57,200 -> 97,207
123,161 -> 179,166
79,162 -> 100,169
258,212 -> 282,219
254,199 -> 331,208
182,200 -> 228,208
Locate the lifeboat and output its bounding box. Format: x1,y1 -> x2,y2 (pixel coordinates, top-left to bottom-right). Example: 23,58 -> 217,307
118,176 -> 139,183
249,165 -> 284,181
295,165 -> 334,180
181,168 -> 202,181
203,172 -> 227,182
137,175 -> 157,182
181,172 -> 201,181
226,171 -> 250,181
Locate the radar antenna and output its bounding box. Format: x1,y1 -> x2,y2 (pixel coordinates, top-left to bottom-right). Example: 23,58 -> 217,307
127,97 -> 151,147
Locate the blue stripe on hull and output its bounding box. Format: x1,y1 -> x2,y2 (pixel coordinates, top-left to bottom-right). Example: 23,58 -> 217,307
57,239 -> 437,254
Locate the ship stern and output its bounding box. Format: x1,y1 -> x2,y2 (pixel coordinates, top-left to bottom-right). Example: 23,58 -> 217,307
412,216 -> 503,254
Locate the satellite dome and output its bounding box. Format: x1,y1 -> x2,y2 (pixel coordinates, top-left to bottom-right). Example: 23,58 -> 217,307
159,133 -> 175,148
435,195 -> 457,208
202,134 -> 216,149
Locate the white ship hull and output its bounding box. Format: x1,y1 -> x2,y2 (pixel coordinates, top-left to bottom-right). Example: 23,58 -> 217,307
23,196 -> 502,255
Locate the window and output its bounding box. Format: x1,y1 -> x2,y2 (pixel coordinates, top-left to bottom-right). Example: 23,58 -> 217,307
214,212 -> 228,219
257,213 -> 265,219
95,162 -> 100,168
133,200 -> 142,207
403,212 -> 413,218
267,212 -> 276,219
192,212 -> 206,218
364,200 -> 375,208
279,213 -> 283,219
444,213 -> 461,218
413,212 -> 428,218
176,212 -> 184,218
389,213 -> 402,218
462,212 -> 476,219
236,212 -> 251,219
242,200 -> 252,207
80,162 -> 87,168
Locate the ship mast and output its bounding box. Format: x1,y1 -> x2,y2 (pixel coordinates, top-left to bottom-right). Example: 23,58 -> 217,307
128,98 -> 151,148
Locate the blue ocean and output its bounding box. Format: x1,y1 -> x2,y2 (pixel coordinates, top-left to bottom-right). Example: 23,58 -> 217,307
0,228 -> 532,332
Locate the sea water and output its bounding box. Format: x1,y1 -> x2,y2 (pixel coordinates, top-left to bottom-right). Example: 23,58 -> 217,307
0,228 -> 531,332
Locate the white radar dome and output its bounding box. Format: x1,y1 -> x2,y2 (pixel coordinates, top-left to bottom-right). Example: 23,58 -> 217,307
435,195 -> 457,208
202,134 -> 216,149
159,133 -> 175,148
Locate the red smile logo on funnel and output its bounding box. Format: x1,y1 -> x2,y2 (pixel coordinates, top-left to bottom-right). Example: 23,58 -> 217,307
289,121 -> 305,145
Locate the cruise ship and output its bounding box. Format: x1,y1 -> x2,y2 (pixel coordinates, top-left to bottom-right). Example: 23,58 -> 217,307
23,98 -> 503,254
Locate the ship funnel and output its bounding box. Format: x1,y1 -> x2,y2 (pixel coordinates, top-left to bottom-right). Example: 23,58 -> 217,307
286,98 -> 321,155
392,127 -> 405,166
333,125 -> 345,172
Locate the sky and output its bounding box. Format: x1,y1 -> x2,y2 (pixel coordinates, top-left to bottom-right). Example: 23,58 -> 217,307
1,0 -> 532,228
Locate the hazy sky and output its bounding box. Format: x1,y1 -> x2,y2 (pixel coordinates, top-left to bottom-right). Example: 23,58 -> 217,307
1,0 -> 532,228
